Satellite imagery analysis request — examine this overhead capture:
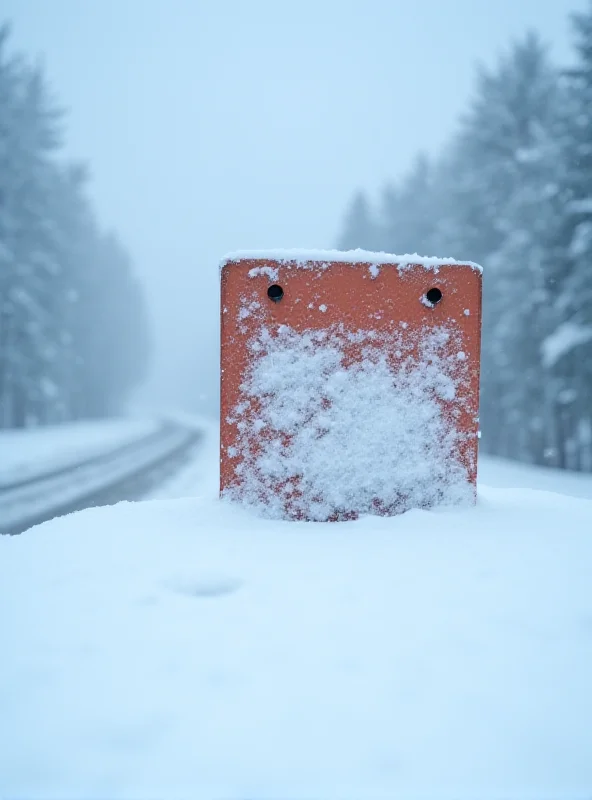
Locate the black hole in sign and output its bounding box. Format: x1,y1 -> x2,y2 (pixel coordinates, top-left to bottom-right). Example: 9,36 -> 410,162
425,287 -> 443,306
267,284 -> 284,302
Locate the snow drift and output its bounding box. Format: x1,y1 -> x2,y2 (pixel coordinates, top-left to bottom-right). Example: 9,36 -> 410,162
1,478 -> 592,798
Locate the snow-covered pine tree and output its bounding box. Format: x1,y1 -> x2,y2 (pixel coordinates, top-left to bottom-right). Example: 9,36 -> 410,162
0,25 -> 152,428
437,33 -> 562,463
74,230 -> 151,418
336,190 -> 379,251
8,63 -> 64,426
46,162 -> 96,421
542,2 -> 592,471
0,23 -> 22,427
378,153 -> 441,257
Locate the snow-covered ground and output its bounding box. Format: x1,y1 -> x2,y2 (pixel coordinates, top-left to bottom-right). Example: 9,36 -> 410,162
0,417 -> 160,485
479,453 -> 592,501
1,432 -> 592,798
149,413 -> 219,500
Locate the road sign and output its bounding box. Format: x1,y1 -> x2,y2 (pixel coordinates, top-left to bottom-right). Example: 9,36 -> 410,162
220,250 -> 482,521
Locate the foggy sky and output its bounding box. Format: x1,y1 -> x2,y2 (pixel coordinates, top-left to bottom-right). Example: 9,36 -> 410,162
2,0 -> 584,417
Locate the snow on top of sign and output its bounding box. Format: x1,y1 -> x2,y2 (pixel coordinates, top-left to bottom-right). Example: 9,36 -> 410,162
220,248 -> 483,273
223,322 -> 474,520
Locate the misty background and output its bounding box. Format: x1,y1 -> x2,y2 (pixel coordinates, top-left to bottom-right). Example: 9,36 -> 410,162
1,0 -> 591,471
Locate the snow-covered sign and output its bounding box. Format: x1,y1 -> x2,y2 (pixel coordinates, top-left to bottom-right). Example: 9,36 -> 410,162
220,250 -> 482,521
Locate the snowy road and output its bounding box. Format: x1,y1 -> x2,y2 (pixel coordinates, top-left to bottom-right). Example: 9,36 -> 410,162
0,417 -> 202,535
0,417 -> 160,486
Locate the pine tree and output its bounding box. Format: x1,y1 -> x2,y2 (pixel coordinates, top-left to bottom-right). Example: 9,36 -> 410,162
438,33 -> 562,463
379,153 -> 441,256
74,230 -> 151,417
0,23 -> 22,427
47,162 -> 94,421
543,1 -> 592,470
336,190 -> 378,251
332,16 -> 592,473
9,64 -> 64,426
0,25 -> 152,428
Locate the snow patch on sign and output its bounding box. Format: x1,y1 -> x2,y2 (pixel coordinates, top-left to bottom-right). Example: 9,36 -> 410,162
237,298 -> 262,322
223,324 -> 473,520
221,248 -> 483,274
247,265 -> 279,281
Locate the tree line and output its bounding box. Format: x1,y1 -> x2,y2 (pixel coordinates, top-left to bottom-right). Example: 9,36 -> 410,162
337,4 -> 592,472
0,24 -> 150,429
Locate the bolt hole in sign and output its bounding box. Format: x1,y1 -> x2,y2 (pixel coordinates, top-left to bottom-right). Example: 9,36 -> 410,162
220,249 -> 483,522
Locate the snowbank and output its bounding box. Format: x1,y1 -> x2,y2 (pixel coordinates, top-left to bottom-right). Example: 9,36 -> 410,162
1,483 -> 592,798
479,453 -> 592,501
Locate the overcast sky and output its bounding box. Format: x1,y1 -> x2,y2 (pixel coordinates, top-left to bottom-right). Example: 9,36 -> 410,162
2,0 -> 585,417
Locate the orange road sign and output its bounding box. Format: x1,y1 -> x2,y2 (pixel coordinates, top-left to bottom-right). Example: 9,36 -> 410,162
220,250 -> 482,521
